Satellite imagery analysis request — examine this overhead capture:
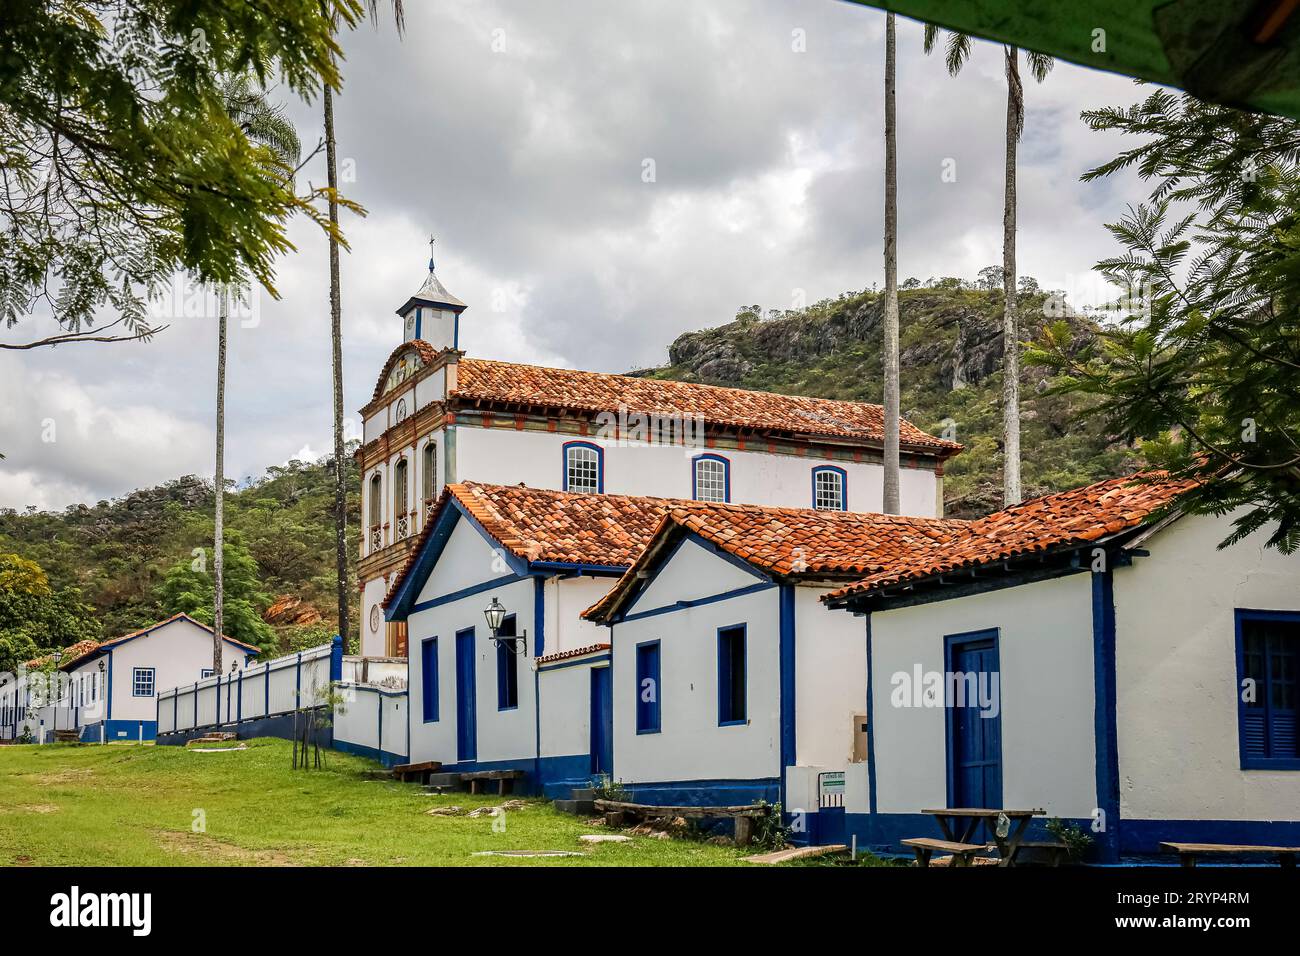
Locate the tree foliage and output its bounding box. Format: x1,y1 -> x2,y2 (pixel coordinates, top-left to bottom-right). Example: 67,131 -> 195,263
0,0 -> 362,348
0,552 -> 99,675
1029,89 -> 1300,552
156,531 -> 276,652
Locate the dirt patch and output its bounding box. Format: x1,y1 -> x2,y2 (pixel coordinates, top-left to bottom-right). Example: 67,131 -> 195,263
154,829 -> 301,866
30,768 -> 94,785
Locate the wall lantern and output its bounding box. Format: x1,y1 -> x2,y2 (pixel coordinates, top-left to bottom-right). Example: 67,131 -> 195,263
483,597 -> 528,656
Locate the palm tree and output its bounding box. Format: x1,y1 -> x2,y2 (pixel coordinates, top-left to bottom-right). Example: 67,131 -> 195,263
882,13 -> 901,515
211,77 -> 301,674
323,0 -> 406,655
922,27 -> 1052,506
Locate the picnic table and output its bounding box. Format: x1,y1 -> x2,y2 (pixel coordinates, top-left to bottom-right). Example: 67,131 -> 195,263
920,808 -> 1045,866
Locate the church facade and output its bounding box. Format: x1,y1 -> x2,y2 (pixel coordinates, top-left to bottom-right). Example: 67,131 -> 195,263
356,255 -> 960,658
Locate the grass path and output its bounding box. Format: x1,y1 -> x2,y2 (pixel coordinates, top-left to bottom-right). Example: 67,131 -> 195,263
0,739 -> 750,866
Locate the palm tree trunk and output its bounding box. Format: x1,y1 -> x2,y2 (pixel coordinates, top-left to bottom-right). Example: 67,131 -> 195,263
1001,46 -> 1022,506
882,13 -> 901,515
213,291 -> 226,676
323,81 -> 350,654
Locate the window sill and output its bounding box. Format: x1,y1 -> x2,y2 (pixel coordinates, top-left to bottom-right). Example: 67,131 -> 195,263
635,727 -> 661,735
718,718 -> 748,727
1240,757 -> 1300,771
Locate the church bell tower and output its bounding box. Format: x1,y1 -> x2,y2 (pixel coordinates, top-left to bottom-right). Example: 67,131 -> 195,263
395,236 -> 466,350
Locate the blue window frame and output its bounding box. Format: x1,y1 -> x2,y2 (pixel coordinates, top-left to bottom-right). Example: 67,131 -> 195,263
497,614 -> 519,710
563,441 -> 604,494
692,453 -> 731,503
812,465 -> 847,511
717,624 -> 747,725
421,637 -> 440,723
635,640 -> 661,734
132,667 -> 155,698
1236,609 -> 1300,769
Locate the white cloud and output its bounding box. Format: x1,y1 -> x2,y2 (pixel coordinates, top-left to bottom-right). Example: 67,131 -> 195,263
0,0 -> 1163,510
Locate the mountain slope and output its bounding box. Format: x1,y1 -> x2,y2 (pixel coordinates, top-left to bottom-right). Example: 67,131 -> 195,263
633,284 -> 1139,517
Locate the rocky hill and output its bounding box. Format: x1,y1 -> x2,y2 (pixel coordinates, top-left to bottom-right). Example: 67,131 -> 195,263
633,283 -> 1139,517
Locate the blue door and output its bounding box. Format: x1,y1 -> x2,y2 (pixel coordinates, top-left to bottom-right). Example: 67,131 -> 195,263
455,630 -> 477,763
590,666 -> 613,775
947,632 -> 1002,808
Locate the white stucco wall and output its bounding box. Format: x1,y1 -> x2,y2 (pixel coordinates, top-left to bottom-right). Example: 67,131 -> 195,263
454,426 -> 940,517
866,573 -> 1097,818
404,517 -> 536,766
793,586 -> 867,769
538,656 -> 608,763
610,559 -> 782,785
1114,512 -> 1300,823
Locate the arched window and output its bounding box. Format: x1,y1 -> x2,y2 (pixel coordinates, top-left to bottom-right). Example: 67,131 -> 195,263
422,442 -> 437,503
563,441 -> 603,494
394,458 -> 410,538
369,473 -> 382,527
692,454 -> 730,503
812,465 -> 847,511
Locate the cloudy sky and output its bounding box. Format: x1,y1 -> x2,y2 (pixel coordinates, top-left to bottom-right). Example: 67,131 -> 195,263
0,0 -> 1152,511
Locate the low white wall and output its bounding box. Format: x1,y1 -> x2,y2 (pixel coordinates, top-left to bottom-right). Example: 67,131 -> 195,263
158,644 -> 333,734
334,682 -> 409,759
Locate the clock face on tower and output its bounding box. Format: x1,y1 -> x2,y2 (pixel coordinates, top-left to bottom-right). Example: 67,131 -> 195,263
395,398 -> 408,423
370,606 -> 381,633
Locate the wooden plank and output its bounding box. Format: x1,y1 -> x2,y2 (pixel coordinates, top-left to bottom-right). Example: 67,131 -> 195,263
1161,842 -> 1300,854
745,844 -> 848,864
593,799 -> 771,818
921,808 -> 1042,817
901,837 -> 987,853
458,770 -> 525,781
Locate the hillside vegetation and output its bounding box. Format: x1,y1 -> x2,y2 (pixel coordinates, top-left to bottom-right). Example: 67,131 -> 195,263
635,283 -> 1139,517
0,454 -> 361,653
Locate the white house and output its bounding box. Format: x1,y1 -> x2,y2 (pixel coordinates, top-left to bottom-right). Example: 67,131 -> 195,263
0,614 -> 259,743
583,499 -> 964,821
822,473 -> 1300,861
354,252 -> 960,658
383,480 -> 681,795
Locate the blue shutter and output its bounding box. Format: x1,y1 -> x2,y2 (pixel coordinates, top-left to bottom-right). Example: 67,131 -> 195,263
421,638 -> 439,723
635,642 -> 661,734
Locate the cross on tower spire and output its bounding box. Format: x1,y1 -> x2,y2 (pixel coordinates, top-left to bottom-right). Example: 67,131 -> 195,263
428,234 -> 436,273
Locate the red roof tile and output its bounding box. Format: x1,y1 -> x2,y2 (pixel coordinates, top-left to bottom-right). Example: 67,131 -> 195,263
536,643 -> 611,665
384,483 -> 698,609
824,472 -> 1197,604
26,640 -> 100,670
584,502 -> 968,622
453,358 -> 960,454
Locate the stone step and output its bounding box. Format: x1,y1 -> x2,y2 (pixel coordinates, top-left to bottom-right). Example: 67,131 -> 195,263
425,772 -> 463,790
554,798 -> 596,815
570,788 -> 597,801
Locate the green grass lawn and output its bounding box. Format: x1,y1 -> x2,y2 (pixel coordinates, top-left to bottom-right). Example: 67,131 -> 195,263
0,739 -> 754,866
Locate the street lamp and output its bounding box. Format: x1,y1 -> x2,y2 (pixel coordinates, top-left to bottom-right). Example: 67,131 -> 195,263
483,597 -> 528,656
51,650 -> 62,733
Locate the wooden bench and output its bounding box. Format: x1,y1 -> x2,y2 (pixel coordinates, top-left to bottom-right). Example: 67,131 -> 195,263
1162,842 -> 1300,867
593,799 -> 770,846
390,760 -> 441,783
462,770 -> 525,795
901,837 -> 989,867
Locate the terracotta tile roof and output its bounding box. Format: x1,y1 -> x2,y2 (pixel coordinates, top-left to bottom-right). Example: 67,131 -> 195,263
383,482 -> 698,609
537,643 -> 612,665
453,358 -> 961,454
824,472 -> 1197,604
26,640 -> 100,670
584,502 -> 968,622
58,613 -> 260,669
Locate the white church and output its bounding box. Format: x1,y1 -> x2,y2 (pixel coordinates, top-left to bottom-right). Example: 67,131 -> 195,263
355,251 -> 1300,860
